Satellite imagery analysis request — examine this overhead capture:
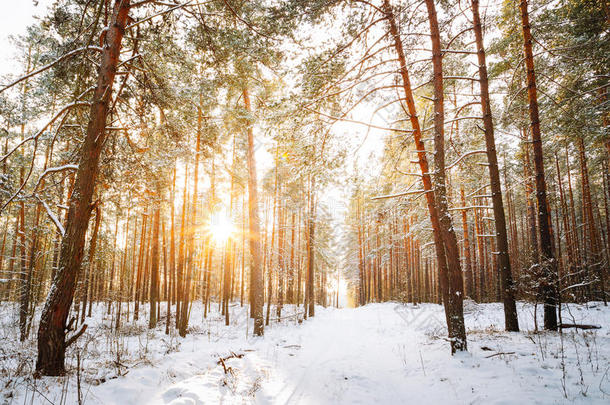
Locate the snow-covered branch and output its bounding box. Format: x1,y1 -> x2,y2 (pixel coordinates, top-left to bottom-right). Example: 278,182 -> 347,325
126,1 -> 194,30
0,47 -> 102,94
37,196 -> 65,236
448,205 -> 493,211
371,189 -> 429,200
446,150 -> 487,170
0,102 -> 90,163
304,107 -> 414,134
30,165 -> 79,194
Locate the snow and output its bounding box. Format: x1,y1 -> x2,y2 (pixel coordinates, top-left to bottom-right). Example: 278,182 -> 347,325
37,197 -> 65,236
1,301 -> 609,404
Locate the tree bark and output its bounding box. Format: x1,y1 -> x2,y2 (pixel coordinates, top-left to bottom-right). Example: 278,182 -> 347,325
180,102 -> 202,336
277,191 -> 285,319
81,205 -> 101,324
36,0 -> 130,376
576,137 -> 606,303
519,0 -> 558,330
287,209 -> 296,304
223,136 -> 236,326
523,128 -> 539,261
306,177 -> 316,317
177,167 -> 188,335
149,190 -> 161,329
134,209 -> 148,321
460,188 -> 473,298
244,87 -> 264,336
383,0 -> 460,350
423,0 -> 467,351
471,0 -> 519,332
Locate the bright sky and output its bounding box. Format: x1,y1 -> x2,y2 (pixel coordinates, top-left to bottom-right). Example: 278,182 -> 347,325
0,1 -> 53,76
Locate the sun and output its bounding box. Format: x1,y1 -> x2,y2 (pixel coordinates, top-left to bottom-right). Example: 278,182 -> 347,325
208,212 -> 234,243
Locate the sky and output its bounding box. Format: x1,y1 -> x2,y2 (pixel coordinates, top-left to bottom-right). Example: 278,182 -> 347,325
0,0 -> 53,76
0,0 -> 52,76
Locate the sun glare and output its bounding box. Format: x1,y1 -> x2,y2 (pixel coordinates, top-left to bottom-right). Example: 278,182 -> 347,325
208,212 -> 234,243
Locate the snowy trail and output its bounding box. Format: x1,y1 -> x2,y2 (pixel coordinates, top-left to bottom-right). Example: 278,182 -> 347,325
262,307 -> 411,404
49,302 -> 609,405
147,305 -> 422,405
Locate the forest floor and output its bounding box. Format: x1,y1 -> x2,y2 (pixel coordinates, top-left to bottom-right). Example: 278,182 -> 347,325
1,300 -> 609,404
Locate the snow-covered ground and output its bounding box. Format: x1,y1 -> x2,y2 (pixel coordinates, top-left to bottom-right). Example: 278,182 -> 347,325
1,300 -> 609,404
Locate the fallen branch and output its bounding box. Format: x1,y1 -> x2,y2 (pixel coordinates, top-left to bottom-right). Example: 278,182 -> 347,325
485,351 -> 515,358
269,311 -> 305,322
558,323 -> 601,330
217,351 -> 244,375
217,351 -> 244,366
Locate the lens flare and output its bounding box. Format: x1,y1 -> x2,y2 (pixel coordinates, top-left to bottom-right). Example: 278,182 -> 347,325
209,212 -> 234,243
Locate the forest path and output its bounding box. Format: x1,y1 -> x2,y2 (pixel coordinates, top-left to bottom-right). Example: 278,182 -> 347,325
85,302 -> 610,405
153,304 -> 425,405
261,304 -> 412,404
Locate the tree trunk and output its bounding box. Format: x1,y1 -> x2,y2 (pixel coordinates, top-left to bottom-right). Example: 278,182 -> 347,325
423,0 -> 467,351
223,136 -> 236,326
471,0 -> 519,331
523,128 -> 539,261
306,177 -> 316,317
36,0 -> 130,376
358,196 -> 366,305
18,200 -> 32,342
149,190 -> 161,329
177,167 -> 188,335
265,194 -> 273,326
240,194 -> 246,306
5,212 -> 19,302
244,87 -> 264,336
180,102 -> 202,336
134,209 -> 148,321
287,209 -> 296,304
519,0 -> 558,330
81,205 -> 101,324
297,208 -> 302,306
277,192 -> 285,320
460,188 -> 473,298
576,137 -> 606,304
169,167 -> 177,322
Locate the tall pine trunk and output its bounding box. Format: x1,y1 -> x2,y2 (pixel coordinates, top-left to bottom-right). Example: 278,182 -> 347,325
223,136 -> 236,326
383,0 -> 466,353
179,103 -> 202,336
460,188 -> 473,297
176,167 -> 188,334
149,189 -> 161,329
471,0 -> 519,332
576,137 -> 606,303
36,0 -> 130,376
305,177 -> 316,317
519,0 -> 558,330
244,87 -> 264,336
81,205 -> 101,324
424,0 -> 467,351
